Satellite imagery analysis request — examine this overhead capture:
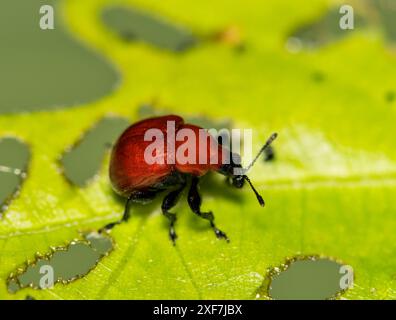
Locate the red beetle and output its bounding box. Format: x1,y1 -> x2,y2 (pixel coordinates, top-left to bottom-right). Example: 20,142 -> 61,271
101,115 -> 277,243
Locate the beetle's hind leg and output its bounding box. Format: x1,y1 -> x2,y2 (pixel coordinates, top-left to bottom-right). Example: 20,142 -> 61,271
188,176 -> 229,242
99,190 -> 157,233
99,196 -> 133,232
161,183 -> 186,245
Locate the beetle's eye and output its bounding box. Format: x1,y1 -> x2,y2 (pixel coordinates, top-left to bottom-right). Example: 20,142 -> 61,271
232,176 -> 244,188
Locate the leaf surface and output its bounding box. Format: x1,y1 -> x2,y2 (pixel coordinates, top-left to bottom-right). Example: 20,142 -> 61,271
1,0 -> 396,299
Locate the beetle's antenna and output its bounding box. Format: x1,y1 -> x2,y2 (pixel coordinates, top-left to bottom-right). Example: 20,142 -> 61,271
244,133 -> 278,173
244,175 -> 265,207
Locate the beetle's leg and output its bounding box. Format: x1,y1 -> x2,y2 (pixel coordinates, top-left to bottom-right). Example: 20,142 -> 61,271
99,190 -> 156,233
161,184 -> 186,245
188,176 -> 229,242
99,196 -> 133,232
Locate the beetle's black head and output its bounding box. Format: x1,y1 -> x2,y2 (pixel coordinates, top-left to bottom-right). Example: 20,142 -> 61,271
219,164 -> 243,186
232,174 -> 245,188
219,153 -> 243,185
218,133 -> 278,207
218,154 -> 264,206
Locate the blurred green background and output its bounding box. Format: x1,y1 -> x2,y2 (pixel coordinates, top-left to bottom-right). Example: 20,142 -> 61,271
0,0 -> 396,300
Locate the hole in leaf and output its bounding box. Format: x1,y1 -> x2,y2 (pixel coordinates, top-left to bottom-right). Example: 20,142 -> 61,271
287,1 -> 396,52
257,255 -> 352,300
369,0 -> 396,42
0,137 -> 30,217
0,0 -> 119,114
7,232 -> 113,293
102,6 -> 197,52
60,116 -> 130,186
286,8 -> 367,51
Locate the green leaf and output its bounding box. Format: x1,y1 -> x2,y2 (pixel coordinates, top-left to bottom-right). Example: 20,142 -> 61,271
1,0 -> 396,299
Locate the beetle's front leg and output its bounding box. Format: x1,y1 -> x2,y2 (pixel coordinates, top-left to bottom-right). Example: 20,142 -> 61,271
187,176 -> 229,242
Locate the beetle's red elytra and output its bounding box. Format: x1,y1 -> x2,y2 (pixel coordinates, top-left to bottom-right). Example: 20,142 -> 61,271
101,115 -> 277,244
